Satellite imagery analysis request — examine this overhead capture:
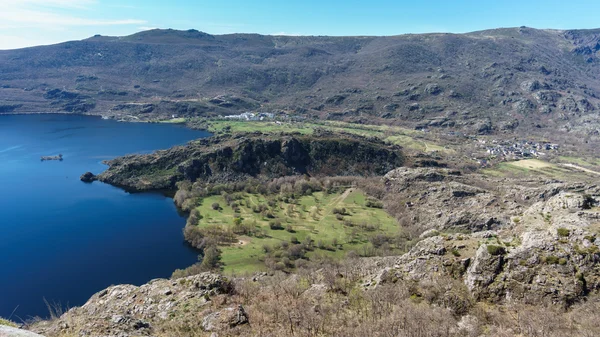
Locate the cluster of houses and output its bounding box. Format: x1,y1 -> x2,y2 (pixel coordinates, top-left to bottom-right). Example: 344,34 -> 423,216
474,139 -> 559,166
485,140 -> 558,158
224,112 -> 275,121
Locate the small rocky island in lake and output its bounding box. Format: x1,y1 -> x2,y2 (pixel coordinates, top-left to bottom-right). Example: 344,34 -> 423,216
41,154 -> 63,161
80,171 -> 97,183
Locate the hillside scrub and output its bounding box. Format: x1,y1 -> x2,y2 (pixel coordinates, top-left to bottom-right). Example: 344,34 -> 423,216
0,318 -> 18,327
29,256 -> 600,337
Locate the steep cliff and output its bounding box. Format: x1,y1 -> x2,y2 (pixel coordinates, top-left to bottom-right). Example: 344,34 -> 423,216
96,133 -> 405,191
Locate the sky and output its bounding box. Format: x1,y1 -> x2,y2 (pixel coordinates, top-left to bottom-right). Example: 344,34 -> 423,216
1,0 -> 600,50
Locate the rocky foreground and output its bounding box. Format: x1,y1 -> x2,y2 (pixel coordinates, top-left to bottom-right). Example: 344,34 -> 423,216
368,167 -> 600,306
19,166 -> 600,336
30,273 -> 238,337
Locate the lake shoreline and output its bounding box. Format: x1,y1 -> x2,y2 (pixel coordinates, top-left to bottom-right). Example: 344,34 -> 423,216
0,114 -> 208,318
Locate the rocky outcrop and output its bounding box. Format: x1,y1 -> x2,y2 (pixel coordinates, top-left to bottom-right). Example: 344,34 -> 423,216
370,187 -> 600,307
201,305 -> 248,331
465,244 -> 506,300
0,326 -> 45,337
30,273 -> 233,337
79,172 -> 97,183
96,133 -> 404,191
383,167 -> 522,232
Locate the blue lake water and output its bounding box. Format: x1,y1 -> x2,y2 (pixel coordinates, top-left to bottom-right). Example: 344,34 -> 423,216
0,114 -> 210,320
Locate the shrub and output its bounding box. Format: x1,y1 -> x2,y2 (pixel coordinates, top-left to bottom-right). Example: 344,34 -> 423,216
366,199 -> 384,208
183,224 -> 237,250
487,245 -> 506,256
557,228 -> 570,237
544,255 -> 560,264
287,244 -> 307,260
290,236 -> 300,244
360,222 -> 380,231
303,235 -> 314,250
183,224 -> 205,249
200,245 -> 222,269
295,259 -> 308,268
274,262 -> 286,270
335,214 -> 344,221
232,221 -> 256,236
171,245 -> 222,279
559,258 -> 568,265
186,208 -> 202,226
583,194 -> 595,209
211,202 -> 220,210
0,318 -> 17,328
286,224 -> 295,233
332,207 -> 348,215
451,249 -> 461,257
369,234 -> 391,248
269,220 -> 283,230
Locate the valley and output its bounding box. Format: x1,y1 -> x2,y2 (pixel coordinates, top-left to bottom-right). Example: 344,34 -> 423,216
3,26 -> 600,337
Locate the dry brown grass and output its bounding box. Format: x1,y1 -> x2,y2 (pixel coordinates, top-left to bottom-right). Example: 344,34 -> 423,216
41,260 -> 600,337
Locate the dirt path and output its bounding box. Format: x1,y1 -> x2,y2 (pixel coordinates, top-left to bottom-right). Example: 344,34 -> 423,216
333,188 -> 353,207
561,163 -> 600,176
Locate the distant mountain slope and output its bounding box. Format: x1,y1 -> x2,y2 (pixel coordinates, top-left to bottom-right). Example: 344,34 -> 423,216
1,27 -> 600,136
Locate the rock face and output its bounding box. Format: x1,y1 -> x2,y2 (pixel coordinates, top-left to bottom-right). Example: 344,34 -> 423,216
201,305 -> 248,331
97,133 -> 404,191
382,167 -> 523,232
30,273 -> 234,337
465,244 -> 506,300
369,182 -> 600,307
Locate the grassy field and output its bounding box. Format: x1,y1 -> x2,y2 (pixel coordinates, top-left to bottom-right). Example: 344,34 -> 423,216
204,120 -> 314,134
192,189 -> 400,274
483,159 -> 596,180
159,117 -> 187,124
558,156 -> 600,168
509,159 -> 553,170
194,119 -> 451,153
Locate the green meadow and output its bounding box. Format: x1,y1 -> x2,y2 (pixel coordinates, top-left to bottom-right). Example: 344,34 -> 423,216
191,189 -> 400,274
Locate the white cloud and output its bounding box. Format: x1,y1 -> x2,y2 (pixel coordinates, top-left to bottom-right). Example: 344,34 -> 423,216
0,0 -> 145,27
271,32 -> 302,36
0,9 -> 145,26
0,0 -> 148,48
138,26 -> 159,31
109,4 -> 136,9
0,35 -> 57,50
1,0 -> 97,9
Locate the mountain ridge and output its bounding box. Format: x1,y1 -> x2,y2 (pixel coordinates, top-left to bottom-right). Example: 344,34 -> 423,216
2,27 -> 600,140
